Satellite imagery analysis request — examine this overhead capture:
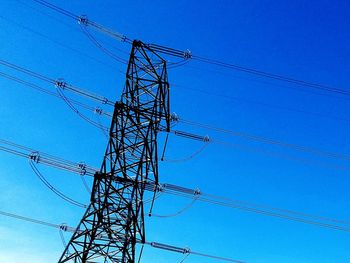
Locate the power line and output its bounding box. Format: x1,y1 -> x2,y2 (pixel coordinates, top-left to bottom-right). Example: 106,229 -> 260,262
32,0 -> 78,20
0,58 -> 114,106
210,139 -> 350,172
2,59 -> 350,170
0,139 -> 98,176
32,0 -> 131,43
0,210 -> 64,229
0,71 -> 113,118
6,5 -> 350,128
173,82 -> 350,125
31,0 -> 350,99
192,55 -> 350,97
19,0 -> 129,62
10,0 -> 350,133
4,1 -> 348,261
0,58 -> 55,84
14,0 -> 350,167
20,0 -> 191,70
161,141 -> 209,163
16,0 -> 79,32
1,12 -> 348,256
164,190 -> 350,233
1,139 -> 350,233
158,183 -> 350,228
32,0 -> 190,59
150,197 -> 199,218
79,24 -> 128,64
179,119 -> 350,163
29,158 -> 87,208
0,209 -> 242,262
56,87 -> 109,132
2,58 -> 350,169
0,14 -> 121,73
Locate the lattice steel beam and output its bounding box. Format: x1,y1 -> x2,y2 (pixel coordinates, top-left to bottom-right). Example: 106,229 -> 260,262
59,40 -> 170,263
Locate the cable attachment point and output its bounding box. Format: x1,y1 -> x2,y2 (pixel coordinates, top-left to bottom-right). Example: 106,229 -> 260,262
94,107 -> 103,115
183,49 -> 192,59
121,35 -> 127,42
203,135 -> 210,142
155,183 -> 164,192
55,78 -> 67,89
59,223 -> 68,232
101,97 -> 109,104
78,162 -> 87,176
170,112 -> 180,123
29,151 -> 40,163
77,15 -> 88,26
183,247 -> 191,254
194,188 -> 201,196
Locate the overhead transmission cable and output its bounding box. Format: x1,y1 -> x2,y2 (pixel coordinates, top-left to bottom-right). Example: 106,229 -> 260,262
32,0 -> 190,59
172,81 -> 350,125
29,156 -> 87,208
0,209 -> 242,262
0,71 -> 112,118
56,87 -> 109,133
0,14 -> 121,73
0,58 -> 114,106
0,58 -> 55,84
22,2 -> 350,165
0,52 -> 350,132
79,22 -> 128,64
19,0 -> 190,70
18,0 -> 130,60
211,139 -> 350,172
152,183 -> 350,228
160,132 -> 209,163
1,139 -> 350,233
0,139 -> 97,176
2,59 -> 350,170
32,0 -> 131,43
0,141 -> 92,207
177,119 -> 350,163
167,129 -> 350,172
0,210 -> 69,229
150,196 -> 199,218
192,55 -> 350,97
2,59 -> 350,167
31,0 -> 350,98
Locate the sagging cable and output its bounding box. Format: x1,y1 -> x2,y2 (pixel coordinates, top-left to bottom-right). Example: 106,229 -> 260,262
29,152 -> 87,208
77,14 -> 130,43
0,209 -> 244,263
79,22 -> 128,64
55,81 -> 110,134
54,78 -> 113,106
149,195 -> 199,218
162,142 -> 209,163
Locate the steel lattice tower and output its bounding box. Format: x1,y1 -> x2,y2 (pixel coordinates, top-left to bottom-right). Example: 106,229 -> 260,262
59,40 -> 170,262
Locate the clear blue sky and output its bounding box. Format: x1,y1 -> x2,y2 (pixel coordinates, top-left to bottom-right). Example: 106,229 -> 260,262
0,0 -> 349,262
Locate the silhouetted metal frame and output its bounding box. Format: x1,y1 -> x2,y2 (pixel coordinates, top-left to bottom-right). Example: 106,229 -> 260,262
59,40 -> 170,263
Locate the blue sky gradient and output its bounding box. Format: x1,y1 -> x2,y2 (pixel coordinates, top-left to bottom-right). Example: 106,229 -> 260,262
0,0 -> 350,262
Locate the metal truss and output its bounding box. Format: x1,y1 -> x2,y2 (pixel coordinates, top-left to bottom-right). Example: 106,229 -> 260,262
58,40 -> 170,263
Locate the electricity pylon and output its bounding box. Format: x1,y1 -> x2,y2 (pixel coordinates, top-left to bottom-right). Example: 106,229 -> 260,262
59,40 -> 171,262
